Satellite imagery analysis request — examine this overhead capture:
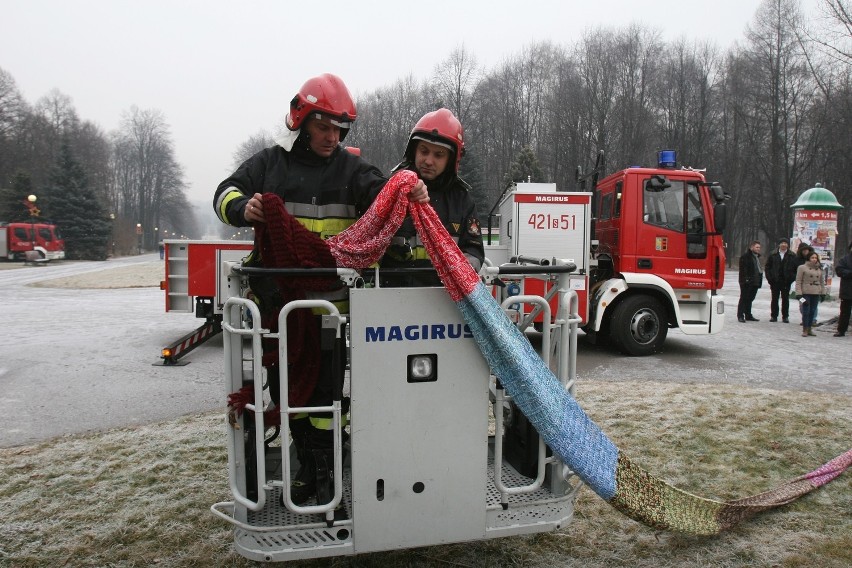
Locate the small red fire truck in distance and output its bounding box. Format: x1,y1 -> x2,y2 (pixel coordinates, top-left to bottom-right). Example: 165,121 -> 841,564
0,221 -> 66,261
486,150 -> 727,355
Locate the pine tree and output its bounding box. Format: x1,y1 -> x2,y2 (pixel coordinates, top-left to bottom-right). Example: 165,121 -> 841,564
0,171 -> 34,221
43,138 -> 111,260
503,146 -> 545,188
458,148 -> 491,220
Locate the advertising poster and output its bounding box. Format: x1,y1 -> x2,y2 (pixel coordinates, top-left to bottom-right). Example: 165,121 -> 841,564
792,210 -> 839,285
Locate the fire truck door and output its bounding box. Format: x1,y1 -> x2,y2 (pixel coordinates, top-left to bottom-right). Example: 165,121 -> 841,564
634,180 -> 713,290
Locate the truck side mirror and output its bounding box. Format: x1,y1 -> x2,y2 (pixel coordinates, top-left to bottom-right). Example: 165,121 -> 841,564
645,175 -> 671,192
713,203 -> 726,232
710,184 -> 726,202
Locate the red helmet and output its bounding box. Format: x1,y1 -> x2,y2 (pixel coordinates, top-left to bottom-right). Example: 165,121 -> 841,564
408,108 -> 465,173
287,73 -> 357,139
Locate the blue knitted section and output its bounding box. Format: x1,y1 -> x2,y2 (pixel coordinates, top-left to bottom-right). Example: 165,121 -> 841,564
458,283 -> 618,499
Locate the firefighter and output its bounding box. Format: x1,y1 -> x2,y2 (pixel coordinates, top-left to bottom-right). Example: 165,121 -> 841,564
213,73 -> 429,508
380,108 -> 484,286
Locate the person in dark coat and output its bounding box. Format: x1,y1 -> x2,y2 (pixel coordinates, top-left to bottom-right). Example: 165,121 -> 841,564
764,237 -> 798,322
834,242 -> 852,337
379,108 -> 484,287
213,73 -> 430,508
737,240 -> 763,322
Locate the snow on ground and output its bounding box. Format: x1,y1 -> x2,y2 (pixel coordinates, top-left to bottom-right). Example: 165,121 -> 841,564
0,255 -> 223,448
0,256 -> 848,448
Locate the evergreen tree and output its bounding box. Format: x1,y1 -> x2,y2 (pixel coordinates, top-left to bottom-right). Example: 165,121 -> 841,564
503,146 -> 545,188
43,138 -> 111,260
0,171 -> 33,221
458,148 -> 492,221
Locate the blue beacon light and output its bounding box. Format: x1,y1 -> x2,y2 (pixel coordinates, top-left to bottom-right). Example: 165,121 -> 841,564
657,150 -> 677,168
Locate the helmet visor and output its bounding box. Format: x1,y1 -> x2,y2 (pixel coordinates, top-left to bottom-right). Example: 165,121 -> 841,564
310,112 -> 352,130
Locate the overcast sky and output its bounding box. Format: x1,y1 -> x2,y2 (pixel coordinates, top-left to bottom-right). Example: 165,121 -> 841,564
1,0 -> 822,208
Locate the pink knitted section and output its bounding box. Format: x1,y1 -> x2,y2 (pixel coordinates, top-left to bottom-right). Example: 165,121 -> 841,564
328,170 -> 417,268
799,448 -> 852,487
327,169 -> 481,300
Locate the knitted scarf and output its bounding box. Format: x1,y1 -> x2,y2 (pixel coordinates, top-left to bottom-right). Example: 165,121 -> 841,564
248,170 -> 852,535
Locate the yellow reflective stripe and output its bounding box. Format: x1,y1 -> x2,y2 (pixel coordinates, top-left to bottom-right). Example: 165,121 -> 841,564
292,413 -> 309,420
295,217 -> 355,240
411,246 -> 431,260
311,299 -> 349,315
218,189 -> 243,224
309,415 -> 349,430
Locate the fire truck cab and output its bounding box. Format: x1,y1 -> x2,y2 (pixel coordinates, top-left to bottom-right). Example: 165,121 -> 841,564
487,151 -> 727,356
0,221 -> 66,261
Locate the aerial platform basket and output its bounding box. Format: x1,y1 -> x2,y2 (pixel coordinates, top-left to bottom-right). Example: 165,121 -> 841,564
212,267 -> 583,562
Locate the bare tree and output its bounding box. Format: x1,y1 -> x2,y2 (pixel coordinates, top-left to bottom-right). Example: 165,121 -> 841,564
0,67 -> 26,139
110,106 -> 192,248
734,0 -> 823,245
656,38 -> 722,166
348,74 -> 427,172
809,0 -> 852,64
609,24 -> 663,166
431,44 -> 481,123
574,29 -> 619,175
231,130 -> 275,169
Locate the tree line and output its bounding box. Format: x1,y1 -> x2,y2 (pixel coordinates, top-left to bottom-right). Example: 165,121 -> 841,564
343,0 -> 851,261
0,77 -> 198,259
2,0 -> 849,262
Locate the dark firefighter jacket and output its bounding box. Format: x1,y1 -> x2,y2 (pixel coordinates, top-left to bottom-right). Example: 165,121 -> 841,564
379,164 -> 484,287
214,143 -> 386,238
213,141 -> 387,310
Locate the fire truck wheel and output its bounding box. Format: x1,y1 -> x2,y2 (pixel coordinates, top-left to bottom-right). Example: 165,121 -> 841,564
610,295 -> 668,356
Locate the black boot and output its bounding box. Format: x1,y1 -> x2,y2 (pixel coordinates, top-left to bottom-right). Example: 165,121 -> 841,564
281,418 -> 317,506
289,437 -> 316,506
313,448 -> 348,523
282,425 -> 334,507
313,448 -> 335,506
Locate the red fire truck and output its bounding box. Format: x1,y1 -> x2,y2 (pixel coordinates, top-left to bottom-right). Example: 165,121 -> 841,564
158,239 -> 254,364
485,150 -> 727,355
0,221 -> 66,261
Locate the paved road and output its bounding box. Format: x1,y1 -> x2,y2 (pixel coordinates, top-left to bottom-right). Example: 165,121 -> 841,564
0,255 -> 224,448
0,259 -> 847,448
576,272 -> 848,394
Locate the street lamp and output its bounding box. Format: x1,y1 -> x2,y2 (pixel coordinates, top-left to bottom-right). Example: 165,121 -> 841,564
27,194 -> 38,252
136,223 -> 143,255
109,213 -> 115,256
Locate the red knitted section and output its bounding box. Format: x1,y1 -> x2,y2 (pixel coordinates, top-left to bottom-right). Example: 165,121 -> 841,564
256,193 -> 338,286
409,200 -> 481,301
252,194 -> 339,407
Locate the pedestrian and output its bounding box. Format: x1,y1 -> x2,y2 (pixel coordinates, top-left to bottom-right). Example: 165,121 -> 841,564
795,251 -> 826,337
764,237 -> 797,323
833,242 -> 852,337
380,108 -> 484,287
213,73 -> 429,508
794,243 -> 819,326
737,240 -> 763,323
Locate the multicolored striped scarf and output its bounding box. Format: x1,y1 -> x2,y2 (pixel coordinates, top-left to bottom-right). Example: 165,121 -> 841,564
260,169 -> 851,535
